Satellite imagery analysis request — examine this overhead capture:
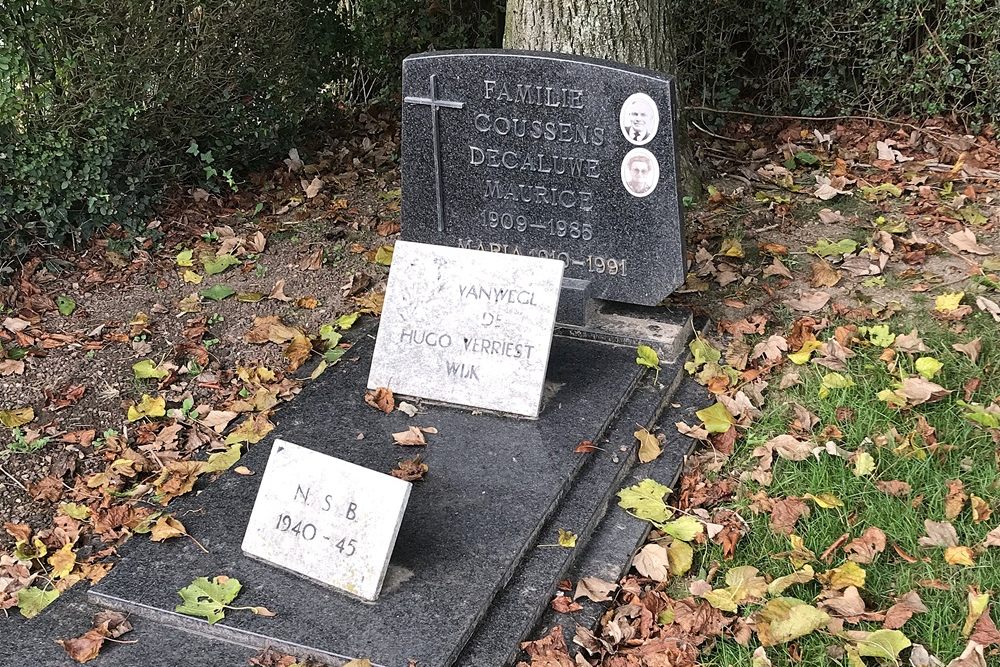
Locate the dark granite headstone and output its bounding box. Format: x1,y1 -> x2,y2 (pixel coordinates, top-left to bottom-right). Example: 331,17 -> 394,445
401,50 -> 685,309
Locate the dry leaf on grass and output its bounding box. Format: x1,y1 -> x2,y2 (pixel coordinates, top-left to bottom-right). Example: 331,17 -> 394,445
875,480 -> 912,497
883,591 -> 928,630
945,480 -> 968,520
843,526 -> 887,564
918,520 -> 959,548
784,290 -> 831,313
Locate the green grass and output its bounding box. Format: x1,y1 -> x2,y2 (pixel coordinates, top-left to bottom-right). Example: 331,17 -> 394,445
692,311 -> 999,665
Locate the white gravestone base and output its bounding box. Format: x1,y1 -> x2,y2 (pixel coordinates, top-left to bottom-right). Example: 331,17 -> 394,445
241,439 -> 411,602
368,240 -> 564,417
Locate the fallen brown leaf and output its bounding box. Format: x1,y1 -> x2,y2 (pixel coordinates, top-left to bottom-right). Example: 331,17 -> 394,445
945,479 -> 968,520
843,526 -> 887,564
364,387 -> 394,414
550,595 -> 583,614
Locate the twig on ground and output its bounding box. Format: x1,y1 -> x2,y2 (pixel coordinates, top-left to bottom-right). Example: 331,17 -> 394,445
0,464 -> 28,493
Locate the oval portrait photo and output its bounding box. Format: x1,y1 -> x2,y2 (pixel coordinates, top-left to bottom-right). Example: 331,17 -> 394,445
620,148 -> 659,198
619,92 -> 659,145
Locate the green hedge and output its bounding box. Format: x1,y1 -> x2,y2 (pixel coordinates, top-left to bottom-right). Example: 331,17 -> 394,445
0,0 -> 347,273
673,0 -> 1000,123
5,0 -> 999,272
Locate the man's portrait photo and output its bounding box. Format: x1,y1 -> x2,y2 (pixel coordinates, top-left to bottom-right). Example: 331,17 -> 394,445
619,92 -> 659,145
620,148 -> 659,197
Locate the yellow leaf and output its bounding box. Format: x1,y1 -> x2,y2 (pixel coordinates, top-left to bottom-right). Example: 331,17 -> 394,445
963,590 -> 990,636
767,565 -> 815,596
754,597 -> 830,647
127,395 -> 166,422
804,492 -> 844,509
635,427 -> 662,463
915,356 -> 943,379
720,238 -> 744,258
558,529 -> 577,548
182,270 -> 203,285
788,340 -> 823,365
695,402 -> 734,433
225,413 -> 275,445
819,561 -> 866,590
667,539 -> 693,576
203,444 -> 243,473
788,534 -> 816,569
0,407 -> 35,428
853,452 -> 875,477
944,545 -> 975,566
935,291 -> 965,312
48,542 -> 76,579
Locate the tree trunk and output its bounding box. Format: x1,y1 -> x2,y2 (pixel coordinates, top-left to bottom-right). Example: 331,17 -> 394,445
503,0 -> 672,73
503,0 -> 700,198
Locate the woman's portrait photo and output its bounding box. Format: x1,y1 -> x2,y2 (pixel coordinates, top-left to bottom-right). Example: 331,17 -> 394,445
620,148 -> 659,197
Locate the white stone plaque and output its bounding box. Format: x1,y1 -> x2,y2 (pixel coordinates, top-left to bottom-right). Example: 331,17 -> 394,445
368,240 -> 564,417
241,439 -> 410,601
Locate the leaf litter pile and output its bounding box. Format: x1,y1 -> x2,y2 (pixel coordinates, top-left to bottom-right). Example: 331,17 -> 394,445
1,109 -> 999,666
0,111 -> 401,662
521,119 -> 1000,667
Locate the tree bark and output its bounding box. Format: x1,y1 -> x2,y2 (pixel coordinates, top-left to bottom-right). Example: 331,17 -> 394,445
503,0 -> 672,73
503,0 -> 700,198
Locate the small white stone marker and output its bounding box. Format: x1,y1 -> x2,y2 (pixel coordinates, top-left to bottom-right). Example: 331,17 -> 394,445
368,240 -> 564,417
241,439 -> 410,602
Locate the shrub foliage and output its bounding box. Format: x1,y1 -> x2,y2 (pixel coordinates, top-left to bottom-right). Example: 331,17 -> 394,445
1,0 -> 346,269
4,0 -> 1000,267
673,0 -> 1000,122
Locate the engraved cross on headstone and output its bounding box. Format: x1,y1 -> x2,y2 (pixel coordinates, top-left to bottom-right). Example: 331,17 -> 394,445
404,74 -> 464,233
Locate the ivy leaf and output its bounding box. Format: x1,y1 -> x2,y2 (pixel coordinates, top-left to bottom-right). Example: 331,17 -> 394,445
808,238 -> 858,257
17,587 -> 60,619
684,337 -> 721,375
661,516 -> 703,542
175,575 -> 242,624
915,356 -> 943,379
57,295 -> 77,316
636,344 -> 660,371
935,292 -> 965,313
695,402 -> 734,433
617,479 -> 672,524
133,359 -> 168,380
859,324 -> 895,348
199,284 -> 236,302
201,254 -> 240,276
336,311 -> 361,330
635,427 -> 662,463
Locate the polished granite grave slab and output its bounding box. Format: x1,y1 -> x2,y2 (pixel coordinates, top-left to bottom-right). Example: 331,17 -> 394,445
89,328 -> 685,666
